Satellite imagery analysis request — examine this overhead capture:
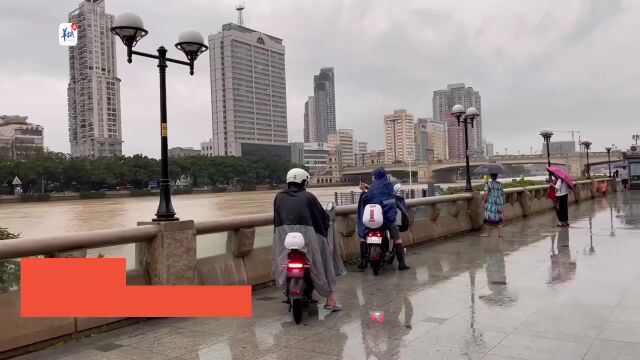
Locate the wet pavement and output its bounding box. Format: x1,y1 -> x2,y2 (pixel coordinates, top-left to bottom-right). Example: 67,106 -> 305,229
16,192 -> 640,360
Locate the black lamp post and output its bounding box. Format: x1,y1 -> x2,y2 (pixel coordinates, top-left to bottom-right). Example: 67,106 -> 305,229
451,104 -> 479,192
111,12 -> 208,222
605,146 -> 612,178
580,139 -> 592,179
633,134 -> 639,146
540,128 -> 553,182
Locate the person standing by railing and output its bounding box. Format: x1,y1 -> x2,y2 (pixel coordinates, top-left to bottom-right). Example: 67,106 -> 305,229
553,175 -> 570,227
480,173 -> 504,238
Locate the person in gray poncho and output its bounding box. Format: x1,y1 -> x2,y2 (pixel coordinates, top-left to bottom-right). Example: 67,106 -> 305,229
272,168 -> 346,311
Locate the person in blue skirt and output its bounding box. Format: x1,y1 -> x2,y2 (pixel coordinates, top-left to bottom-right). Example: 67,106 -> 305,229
480,173 -> 504,238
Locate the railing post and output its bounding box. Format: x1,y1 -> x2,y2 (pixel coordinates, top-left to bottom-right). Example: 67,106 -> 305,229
136,220 -> 197,285
227,227 -> 256,257
470,193 -> 484,230
519,189 -> 531,216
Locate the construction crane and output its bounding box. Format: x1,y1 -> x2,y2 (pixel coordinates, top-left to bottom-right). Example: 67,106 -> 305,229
556,130 -> 581,143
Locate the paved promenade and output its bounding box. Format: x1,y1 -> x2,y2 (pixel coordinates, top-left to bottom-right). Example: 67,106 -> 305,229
17,192 -> 640,360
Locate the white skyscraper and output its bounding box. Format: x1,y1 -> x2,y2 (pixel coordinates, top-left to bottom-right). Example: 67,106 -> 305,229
432,83 -> 482,156
209,23 -> 289,159
384,109 -> 415,164
67,0 -> 122,157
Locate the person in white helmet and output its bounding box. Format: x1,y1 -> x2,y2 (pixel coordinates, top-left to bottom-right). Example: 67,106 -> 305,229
272,168 -> 346,311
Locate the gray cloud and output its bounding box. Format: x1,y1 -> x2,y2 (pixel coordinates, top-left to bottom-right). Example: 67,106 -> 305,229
0,0 -> 638,158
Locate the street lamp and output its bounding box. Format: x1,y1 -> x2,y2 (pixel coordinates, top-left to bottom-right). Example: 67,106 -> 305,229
633,134 -> 639,146
111,12 -> 208,221
605,146 -> 613,178
540,129 -> 554,182
452,104 -> 479,192
580,139 -> 592,179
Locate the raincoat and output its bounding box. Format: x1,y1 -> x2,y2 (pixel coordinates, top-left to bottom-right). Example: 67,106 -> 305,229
357,169 -> 397,239
271,188 -> 346,297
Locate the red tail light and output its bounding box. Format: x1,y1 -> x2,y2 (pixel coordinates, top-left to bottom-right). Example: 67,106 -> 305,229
288,263 -> 304,269
369,231 -> 382,238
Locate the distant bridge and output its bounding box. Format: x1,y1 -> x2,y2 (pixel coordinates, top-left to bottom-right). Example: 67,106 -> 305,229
341,152 -> 623,182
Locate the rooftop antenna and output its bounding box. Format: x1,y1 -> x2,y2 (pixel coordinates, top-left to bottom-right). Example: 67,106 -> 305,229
236,1 -> 245,26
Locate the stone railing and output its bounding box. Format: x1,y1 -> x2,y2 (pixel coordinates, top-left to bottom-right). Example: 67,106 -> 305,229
0,178 -> 613,358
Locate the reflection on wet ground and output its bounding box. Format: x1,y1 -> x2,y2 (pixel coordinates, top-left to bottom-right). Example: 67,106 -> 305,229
16,192 -> 640,359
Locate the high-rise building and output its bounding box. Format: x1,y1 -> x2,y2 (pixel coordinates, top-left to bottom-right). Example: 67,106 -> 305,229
290,142 -> 305,165
0,115 -> 44,160
484,140 -> 494,157
353,140 -> 368,166
445,112 -> 465,160
384,109 -> 415,164
426,119 -> 447,160
432,83 -> 482,156
209,23 -> 289,160
415,118 -> 429,162
67,0 -> 122,157
303,96 -> 316,143
328,129 -> 354,168
313,67 -> 336,142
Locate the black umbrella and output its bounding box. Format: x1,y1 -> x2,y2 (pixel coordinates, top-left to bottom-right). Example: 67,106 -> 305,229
474,164 -> 507,175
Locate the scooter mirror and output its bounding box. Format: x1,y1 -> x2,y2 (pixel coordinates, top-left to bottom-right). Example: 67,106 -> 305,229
325,202 -> 334,211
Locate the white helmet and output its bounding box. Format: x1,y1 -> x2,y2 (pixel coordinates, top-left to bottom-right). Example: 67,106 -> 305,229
394,183 -> 402,195
286,168 -> 310,184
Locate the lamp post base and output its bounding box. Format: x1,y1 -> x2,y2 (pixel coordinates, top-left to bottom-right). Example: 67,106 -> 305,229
153,179 -> 178,222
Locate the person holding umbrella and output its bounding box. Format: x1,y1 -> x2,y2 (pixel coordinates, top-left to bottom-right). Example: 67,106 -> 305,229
478,164 -> 505,238
547,166 -> 575,227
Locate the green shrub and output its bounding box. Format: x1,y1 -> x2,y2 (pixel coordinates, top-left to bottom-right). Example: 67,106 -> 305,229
0,227 -> 20,293
20,193 -> 51,202
130,189 -> 154,197
79,191 -> 106,200
211,186 -> 227,193
172,188 -> 193,195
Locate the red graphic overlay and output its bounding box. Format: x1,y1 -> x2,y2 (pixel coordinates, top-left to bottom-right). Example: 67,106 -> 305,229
21,258 -> 252,318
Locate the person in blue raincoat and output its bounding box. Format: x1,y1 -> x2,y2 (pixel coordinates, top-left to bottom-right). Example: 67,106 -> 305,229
357,168 -> 410,271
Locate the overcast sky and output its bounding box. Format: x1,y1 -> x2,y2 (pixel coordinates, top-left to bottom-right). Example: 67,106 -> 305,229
1,0 -> 638,158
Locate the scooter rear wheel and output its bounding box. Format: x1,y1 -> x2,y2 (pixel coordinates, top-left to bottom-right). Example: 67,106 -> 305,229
371,260 -> 381,276
292,299 -> 304,324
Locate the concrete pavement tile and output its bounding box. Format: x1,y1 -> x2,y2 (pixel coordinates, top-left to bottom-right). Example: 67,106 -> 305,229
286,324 -> 361,356
96,346 -> 174,360
404,322 -> 508,356
259,347 -> 339,360
584,339 -> 640,360
482,355 -> 526,360
518,302 -> 612,340
387,344 -> 487,360
128,328 -> 227,357
609,307 -> 640,322
598,321 -> 640,343
112,325 -> 180,346
178,337 -> 283,360
173,317 -> 259,336
489,334 -> 590,360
